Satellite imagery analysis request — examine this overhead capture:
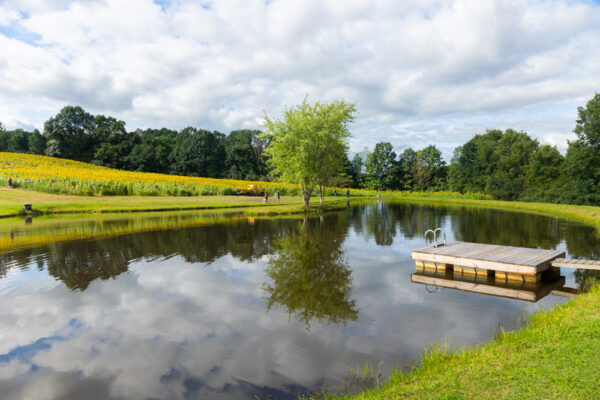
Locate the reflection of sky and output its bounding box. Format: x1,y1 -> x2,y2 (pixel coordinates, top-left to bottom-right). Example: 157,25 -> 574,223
0,210 -> 582,400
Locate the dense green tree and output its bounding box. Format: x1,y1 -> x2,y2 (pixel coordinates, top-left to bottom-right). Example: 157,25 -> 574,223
522,145 -> 564,202
448,129 -> 537,200
6,129 -> 30,153
94,131 -> 140,170
92,115 -> 126,145
347,153 -> 365,188
0,128 -> 46,154
225,129 -> 259,179
574,93 -> 600,148
43,106 -> 96,161
396,148 -> 417,190
365,142 -> 397,190
0,130 -> 7,151
448,129 -> 502,193
28,129 -> 46,155
561,140 -> 600,205
560,94 -> 600,205
91,115 -> 135,169
412,145 -> 446,191
171,128 -> 226,177
127,134 -> 174,173
264,98 -> 356,205
250,129 -> 270,178
486,129 -> 538,200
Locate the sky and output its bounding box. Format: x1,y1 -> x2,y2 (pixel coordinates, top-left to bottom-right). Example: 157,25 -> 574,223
0,0 -> 599,157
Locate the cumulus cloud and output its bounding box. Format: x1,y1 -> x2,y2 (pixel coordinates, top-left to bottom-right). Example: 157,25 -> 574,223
0,0 -> 599,155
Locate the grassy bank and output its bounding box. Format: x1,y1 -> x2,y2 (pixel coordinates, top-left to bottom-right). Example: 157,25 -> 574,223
0,187 -> 489,218
385,195 -> 600,230
4,184 -> 600,234
0,188 -> 335,217
335,284 -> 600,400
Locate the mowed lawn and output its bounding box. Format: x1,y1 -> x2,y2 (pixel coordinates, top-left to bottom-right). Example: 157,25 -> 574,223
0,188 -> 306,217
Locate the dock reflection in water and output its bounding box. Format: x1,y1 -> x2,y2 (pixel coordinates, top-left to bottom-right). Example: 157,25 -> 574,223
411,267 -> 569,302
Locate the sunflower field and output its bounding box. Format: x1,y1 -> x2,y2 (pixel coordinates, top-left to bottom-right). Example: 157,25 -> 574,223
0,152 -> 492,200
0,152 -> 309,196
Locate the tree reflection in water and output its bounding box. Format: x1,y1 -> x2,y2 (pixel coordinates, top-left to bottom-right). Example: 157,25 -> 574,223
1,203 -> 600,295
262,216 -> 358,329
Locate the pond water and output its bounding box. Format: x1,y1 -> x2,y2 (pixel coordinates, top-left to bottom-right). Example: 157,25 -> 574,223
0,201 -> 599,400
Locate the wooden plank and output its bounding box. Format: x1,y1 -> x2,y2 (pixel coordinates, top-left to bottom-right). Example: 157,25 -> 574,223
411,242 -> 565,265
550,258 -> 600,270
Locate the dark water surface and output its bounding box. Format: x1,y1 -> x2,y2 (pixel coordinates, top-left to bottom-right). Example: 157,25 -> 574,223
0,201 -> 599,399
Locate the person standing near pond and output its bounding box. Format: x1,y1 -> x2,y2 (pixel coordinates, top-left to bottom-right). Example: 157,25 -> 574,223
346,189 -> 350,198
264,191 -> 269,202
276,192 -> 280,202
7,177 -> 12,188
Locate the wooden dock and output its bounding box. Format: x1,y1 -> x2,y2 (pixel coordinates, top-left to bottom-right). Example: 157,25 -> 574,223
411,241 -> 565,276
409,239 -> 593,299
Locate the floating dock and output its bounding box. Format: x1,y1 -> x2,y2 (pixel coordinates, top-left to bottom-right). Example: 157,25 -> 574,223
411,241 -> 565,280
410,238 -> 596,299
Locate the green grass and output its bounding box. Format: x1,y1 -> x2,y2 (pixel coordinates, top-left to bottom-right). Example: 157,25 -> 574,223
0,188 -> 350,217
4,186 -> 600,232
333,285 -> 600,399
383,195 -> 600,230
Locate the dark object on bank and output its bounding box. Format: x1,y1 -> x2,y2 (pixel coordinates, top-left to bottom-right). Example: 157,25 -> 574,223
24,204 -> 32,213
346,189 -> 350,197
8,177 -> 12,187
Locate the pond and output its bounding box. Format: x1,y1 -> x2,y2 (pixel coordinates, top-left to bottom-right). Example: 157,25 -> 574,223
0,201 -> 599,399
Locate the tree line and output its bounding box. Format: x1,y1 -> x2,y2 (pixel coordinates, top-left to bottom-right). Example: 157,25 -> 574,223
0,106 -> 269,181
345,93 -> 600,206
1,93 -> 599,205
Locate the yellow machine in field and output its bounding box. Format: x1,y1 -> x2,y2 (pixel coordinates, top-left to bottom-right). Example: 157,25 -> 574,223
236,184 -> 265,196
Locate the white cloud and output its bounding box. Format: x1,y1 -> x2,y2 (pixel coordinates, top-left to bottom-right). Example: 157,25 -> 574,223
0,0 -> 599,155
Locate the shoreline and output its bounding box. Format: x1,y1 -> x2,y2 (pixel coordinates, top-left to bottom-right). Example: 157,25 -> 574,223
0,188 -> 365,219
4,187 -> 600,231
